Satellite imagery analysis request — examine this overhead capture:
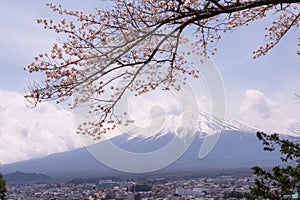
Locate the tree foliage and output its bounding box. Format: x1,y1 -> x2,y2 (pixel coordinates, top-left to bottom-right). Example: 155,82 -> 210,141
24,0 -> 300,138
245,132 -> 300,199
224,190 -> 244,198
0,173 -> 6,200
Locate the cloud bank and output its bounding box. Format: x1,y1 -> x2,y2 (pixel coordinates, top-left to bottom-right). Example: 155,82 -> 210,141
0,90 -> 82,164
240,89 -> 277,119
239,89 -> 300,134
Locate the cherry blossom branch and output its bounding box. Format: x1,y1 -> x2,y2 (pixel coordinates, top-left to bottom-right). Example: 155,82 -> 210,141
24,0 -> 300,138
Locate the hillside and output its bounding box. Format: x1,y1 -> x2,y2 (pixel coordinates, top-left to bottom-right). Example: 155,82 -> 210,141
4,171 -> 52,184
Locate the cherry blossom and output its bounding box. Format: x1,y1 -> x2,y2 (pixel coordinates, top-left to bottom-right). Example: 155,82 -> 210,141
24,0 -> 300,139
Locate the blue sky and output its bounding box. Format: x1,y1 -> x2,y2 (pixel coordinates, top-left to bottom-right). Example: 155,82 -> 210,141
0,1 -> 299,164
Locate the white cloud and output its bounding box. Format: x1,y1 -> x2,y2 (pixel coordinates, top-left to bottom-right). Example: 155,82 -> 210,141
239,89 -> 300,134
0,90 -> 82,164
240,89 -> 276,119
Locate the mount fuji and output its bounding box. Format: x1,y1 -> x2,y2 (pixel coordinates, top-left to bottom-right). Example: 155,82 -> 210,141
0,112 -> 286,179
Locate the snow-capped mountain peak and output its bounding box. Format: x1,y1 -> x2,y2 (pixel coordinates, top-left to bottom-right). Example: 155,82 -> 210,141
118,109 -> 257,141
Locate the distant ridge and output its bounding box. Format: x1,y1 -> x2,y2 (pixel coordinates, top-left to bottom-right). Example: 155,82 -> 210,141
4,171 -> 52,184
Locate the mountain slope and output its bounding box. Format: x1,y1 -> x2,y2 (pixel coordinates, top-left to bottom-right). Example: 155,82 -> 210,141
0,130 -> 282,178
